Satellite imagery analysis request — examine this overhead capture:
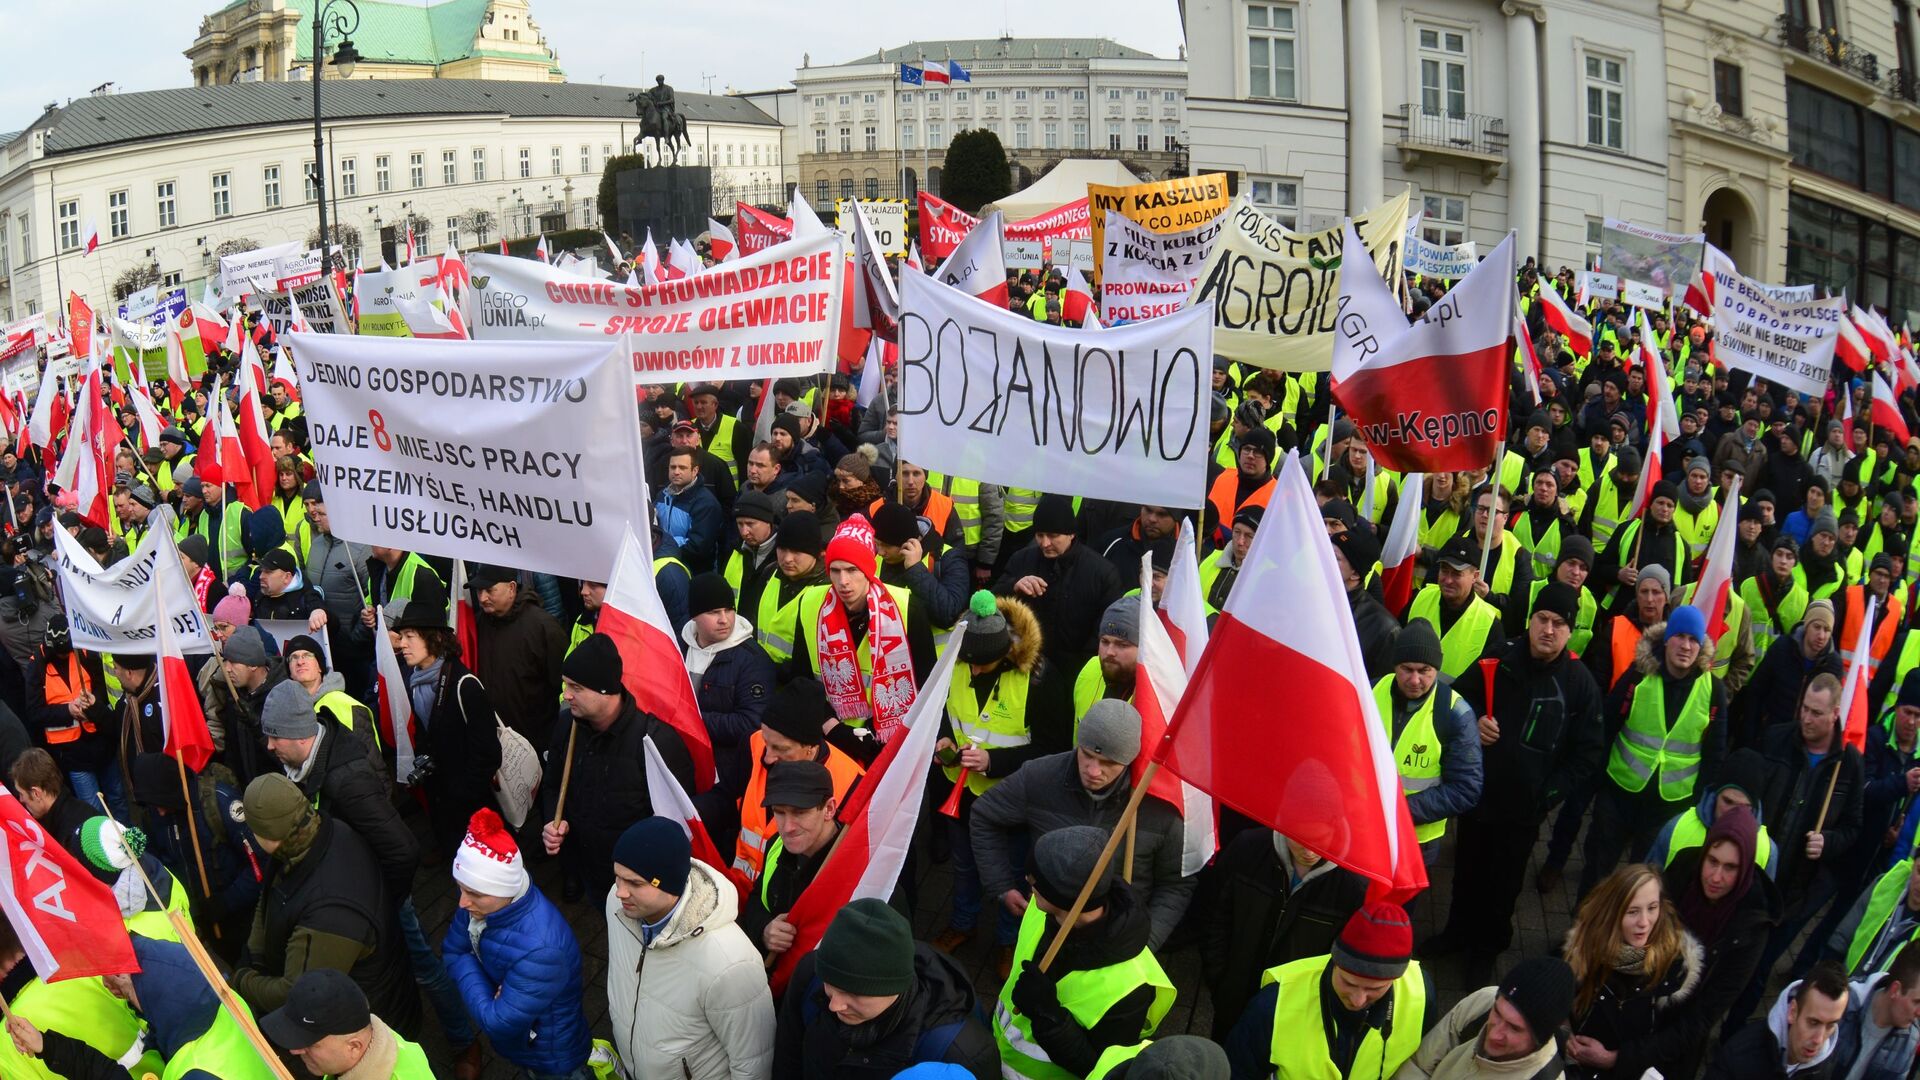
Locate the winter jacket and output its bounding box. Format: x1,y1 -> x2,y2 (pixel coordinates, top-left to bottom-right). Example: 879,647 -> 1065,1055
774,944 -> 999,1080
971,751 -> 1193,948
1349,585 -> 1402,682
140,771 -> 266,935
683,619 -> 776,800
659,477 -> 726,574
1662,848 -> 1786,1077
410,660 -> 503,853
1201,828 -> 1368,1041
938,597 -> 1076,777
993,540 -> 1125,675
1601,625 -> 1729,799
1755,721 -> 1864,902
882,548 -> 972,632
474,587 -> 567,744
1391,985 -> 1566,1079
538,697 -> 695,893
26,647 -> 115,772
291,714 -> 417,905
300,670 -> 385,784
1830,971 -> 1920,1080
1564,923 -> 1706,1079
605,859 -> 776,1080
1386,680 -> 1485,830
303,529 -> 373,648
253,574 -> 322,623
1453,636 -> 1607,823
1706,981 -> 1841,1079
1741,629 -> 1845,746
1849,721 -> 1919,886
444,887 -> 591,1074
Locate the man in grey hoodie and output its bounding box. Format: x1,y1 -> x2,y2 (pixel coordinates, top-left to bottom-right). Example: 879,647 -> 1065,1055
1830,942 -> 1920,1080
1707,962 -> 1849,1078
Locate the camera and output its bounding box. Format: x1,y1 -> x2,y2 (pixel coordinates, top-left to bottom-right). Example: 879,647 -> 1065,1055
405,755 -> 436,787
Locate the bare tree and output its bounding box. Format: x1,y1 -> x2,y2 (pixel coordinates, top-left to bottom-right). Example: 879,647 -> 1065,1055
213,238 -> 260,260
112,263 -> 160,301
306,223 -> 361,253
457,209 -> 496,247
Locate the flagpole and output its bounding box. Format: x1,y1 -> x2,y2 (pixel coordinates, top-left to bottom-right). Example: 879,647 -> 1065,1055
155,576 -> 218,932
1477,444 -> 1501,580
1037,755 -> 1163,972
550,720 -> 579,829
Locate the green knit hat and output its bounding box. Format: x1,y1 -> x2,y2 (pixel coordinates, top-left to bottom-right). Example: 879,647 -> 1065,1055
79,817 -> 144,875
244,774 -> 313,842
815,898 -> 915,997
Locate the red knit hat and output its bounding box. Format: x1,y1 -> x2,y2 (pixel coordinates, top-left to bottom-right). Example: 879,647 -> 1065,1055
1331,901 -> 1412,980
453,808 -> 527,898
824,514 -> 879,576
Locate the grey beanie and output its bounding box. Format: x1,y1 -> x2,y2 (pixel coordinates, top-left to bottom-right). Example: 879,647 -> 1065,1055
1032,825 -> 1114,910
1637,564 -> 1672,595
1077,699 -> 1141,763
129,485 -> 158,509
223,625 -> 269,667
260,680 -> 318,741
1098,596 -> 1138,644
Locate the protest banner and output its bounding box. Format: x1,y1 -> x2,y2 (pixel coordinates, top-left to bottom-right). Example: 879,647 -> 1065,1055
1002,240 -> 1044,269
1620,278 -> 1665,310
355,266 -> 445,337
735,203 -> 794,256
1068,239 -> 1094,275
1705,270 -> 1848,399
918,191 -> 975,261
835,199 -> 908,256
1407,237 -> 1478,279
1099,209 -> 1225,323
919,192 -> 1092,263
52,523 -> 213,655
1602,218 -> 1704,300
896,271 -> 1213,509
287,333 -> 648,579
1005,199 -> 1092,245
1188,189 -> 1412,372
1087,174 -> 1231,288
1581,271 -> 1619,302
260,276 -> 349,337
467,231 -> 845,385
218,241 -> 302,296
1,314 -> 45,363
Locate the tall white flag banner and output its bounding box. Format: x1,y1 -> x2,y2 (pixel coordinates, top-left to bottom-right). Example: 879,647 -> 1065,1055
1705,271 -> 1849,399
1099,209 -> 1227,324
286,333 -> 646,580
897,270 -> 1213,508
465,231 -> 845,386
52,522 -> 212,655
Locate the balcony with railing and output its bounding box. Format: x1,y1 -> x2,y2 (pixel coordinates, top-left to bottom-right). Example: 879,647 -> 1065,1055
1889,68 -> 1920,105
1395,105 -> 1507,179
1778,16 -> 1880,85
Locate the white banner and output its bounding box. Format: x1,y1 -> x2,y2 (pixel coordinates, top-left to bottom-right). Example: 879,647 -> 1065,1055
53,523 -> 212,655
286,333 -> 648,579
1002,240 -> 1044,269
1408,237 -> 1478,279
1099,209 -> 1225,324
1621,278 -> 1666,310
466,233 -> 845,385
1581,271 -> 1619,301
1707,276 -> 1847,399
1603,218 -> 1704,299
262,277 -> 349,337
219,241 -> 302,296
897,271 -> 1214,508
834,199 -> 909,256
1068,239 -> 1095,275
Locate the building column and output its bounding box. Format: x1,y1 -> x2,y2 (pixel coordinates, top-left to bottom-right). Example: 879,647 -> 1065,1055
1346,0 -> 1385,214
1503,1 -> 1543,260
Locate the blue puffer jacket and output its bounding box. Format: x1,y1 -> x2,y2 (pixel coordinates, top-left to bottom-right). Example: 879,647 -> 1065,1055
443,887 -> 591,1072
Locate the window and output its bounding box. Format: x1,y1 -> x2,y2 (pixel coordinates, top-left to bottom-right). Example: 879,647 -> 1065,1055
551,146 -> 562,175
160,271 -> 181,288
839,127 -> 851,152
928,90 -> 941,102
110,189 -> 131,235
1044,89 -> 1057,100
1585,218 -> 1604,263
1136,89 -> 1149,100
1584,54 -> 1626,150
410,153 -> 425,188
56,201 -> 78,252
15,217 -> 26,266
1073,89 -> 1087,101
1015,90 -> 1028,101
1247,3 -> 1299,101
1422,194 -> 1468,245
442,150 -> 457,185
901,124 -> 914,148
1109,130 -> 1122,151
602,145 -> 612,169
929,123 -> 943,147
1418,26 -> 1469,117
156,182 -> 176,228
865,176 -> 879,198
264,165 -> 282,207
446,217 -> 461,251
340,158 -> 356,196
580,145 -> 591,173
376,155 -> 391,192
955,90 -> 969,102
1250,177 -> 1299,227
1015,121 -> 1030,148
1165,90 -> 1179,102
816,179 -> 830,203
902,91 -> 914,103
1044,121 -> 1059,149
1073,121 -> 1089,149
1165,125 -> 1180,151
1108,88 -> 1122,100
208,176 -> 227,219
815,128 -> 828,153
1135,122 -> 1150,151
1788,192 -> 1920,316
1714,61 -> 1744,117
303,161 -> 319,202
865,126 -> 877,151
838,94 -> 851,106
813,96 -> 826,107
518,147 -> 531,179
1788,79 -> 1920,209
840,177 -> 855,198
985,90 -> 998,101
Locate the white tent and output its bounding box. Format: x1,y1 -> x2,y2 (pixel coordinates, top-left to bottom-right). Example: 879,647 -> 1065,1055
984,158 -> 1147,221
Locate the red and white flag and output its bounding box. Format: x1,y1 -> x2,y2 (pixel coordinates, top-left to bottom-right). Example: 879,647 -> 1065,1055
1140,531 -> 1216,876
1869,371 -> 1912,446
162,327 -> 193,411
1693,475 -> 1742,647
917,60 -> 951,85
1515,312 -> 1542,406
1161,452 -> 1426,901
154,547 -> 216,773
127,384 -> 164,450
269,348 -> 300,399
196,375 -> 229,484
0,786 -> 139,981
601,523 -> 716,789
849,201 -> 899,341
905,241 -> 923,272
705,218 -> 737,263
1062,264 -> 1096,326
1857,305 -> 1898,366
642,735 -> 749,903
189,301 -> 227,350
1838,595 -> 1877,752
1836,302 -> 1871,374
534,235 -> 550,264
671,238 -> 700,278
1680,243 -> 1732,318
770,631 -> 963,994
231,342 -> 277,510
932,210 -> 1011,309
1536,278 -> 1592,358
1640,310 -> 1681,441
25,366 -> 68,455
447,559 -> 480,666
1379,471 -> 1426,615
1158,520 -> 1209,674
374,603 -> 420,781
79,219 -> 99,257
1330,224 -> 1516,473
788,191 -> 830,240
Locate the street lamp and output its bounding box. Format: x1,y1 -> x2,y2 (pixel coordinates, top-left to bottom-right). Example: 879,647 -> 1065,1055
312,0 -> 361,276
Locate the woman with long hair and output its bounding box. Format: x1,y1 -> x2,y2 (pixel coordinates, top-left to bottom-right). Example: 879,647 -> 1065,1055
390,593 -> 502,855
1563,862 -> 1706,1079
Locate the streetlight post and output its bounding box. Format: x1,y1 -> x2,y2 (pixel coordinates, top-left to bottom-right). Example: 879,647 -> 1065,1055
311,0 -> 361,276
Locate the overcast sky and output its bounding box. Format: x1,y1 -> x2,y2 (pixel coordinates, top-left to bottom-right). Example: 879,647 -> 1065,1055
3,1 -> 1187,132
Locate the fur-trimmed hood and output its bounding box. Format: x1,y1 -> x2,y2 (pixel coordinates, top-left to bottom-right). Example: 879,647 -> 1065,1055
1633,621 -> 1718,679
997,594 -> 1043,674
1562,922 -> 1707,1011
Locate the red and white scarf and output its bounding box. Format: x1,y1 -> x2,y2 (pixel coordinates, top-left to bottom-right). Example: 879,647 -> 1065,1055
817,579 -> 915,741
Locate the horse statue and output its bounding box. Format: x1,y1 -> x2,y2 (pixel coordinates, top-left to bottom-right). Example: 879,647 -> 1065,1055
631,75 -> 692,162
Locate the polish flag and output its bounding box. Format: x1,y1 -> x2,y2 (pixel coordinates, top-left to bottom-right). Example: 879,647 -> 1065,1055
642,736 -> 750,904
534,235 -> 550,264
79,219 -> 99,257
1062,264 -> 1096,325
1693,475 -> 1742,645
269,348 -> 300,399
601,523 -> 716,790
1837,596 -> 1877,752
374,604 -> 420,782
1836,305 -> 1871,374
855,335 -> 892,410
1160,452 -> 1427,901
189,302 -> 228,353
153,544 -> 215,773
195,376 -> 229,483
447,559 -> 480,667
1536,277 -> 1592,357
849,200 -> 899,341
1140,531 -> 1216,875
905,241 -> 923,272
1330,225 -> 1516,473
752,378 -> 779,447
671,238 -> 700,278
706,218 -> 737,263
25,367 -> 69,455
770,632 -> 963,994
1857,305 -> 1898,366
163,327 -> 193,411
1869,371 -> 1912,446
918,60 -> 951,85
498,238 -> 508,257
0,786 -> 140,982
1640,310 -> 1682,442
933,210 -> 1010,309
1380,472 -> 1425,616
1681,243 -> 1731,318
127,385 -> 164,450
1515,313 -> 1543,406
1617,316 -> 1673,525
231,342 -> 276,510
603,231 -> 624,266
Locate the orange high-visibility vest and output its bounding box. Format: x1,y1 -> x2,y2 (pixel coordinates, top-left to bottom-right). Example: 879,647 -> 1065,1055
1840,584 -> 1904,680
732,732 -> 865,881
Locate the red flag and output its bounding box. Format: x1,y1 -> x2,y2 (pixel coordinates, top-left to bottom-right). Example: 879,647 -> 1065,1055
771,636 -> 962,994
932,210 -> 1011,309
154,547 -> 215,773
1330,226 -> 1516,473
0,786 -> 140,981
68,294 -> 93,360
1837,308 -> 1871,374
1837,596 -> 1877,753
706,218 -> 737,263
1515,312 -> 1542,406
1870,371 -> 1912,446
642,735 -> 748,903
1160,452 -> 1427,902
735,203 -> 794,256
1536,279 -> 1592,358
1378,471 -> 1426,614
600,524 -> 716,790
916,192 -> 977,262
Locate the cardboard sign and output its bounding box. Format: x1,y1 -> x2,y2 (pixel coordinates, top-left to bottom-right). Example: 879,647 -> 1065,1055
1002,240 -> 1045,269
1099,209 -> 1225,323
834,199 -> 909,256
1087,174 -> 1232,289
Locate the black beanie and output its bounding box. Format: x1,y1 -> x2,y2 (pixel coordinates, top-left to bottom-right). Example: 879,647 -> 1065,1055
687,573 -> 735,617
611,817 -> 690,896
1497,956 -> 1577,1045
761,677 -> 829,745
815,898 -> 915,996
1393,621 -> 1443,670
1032,825 -> 1113,911
1032,494 -> 1077,536
562,633 -> 624,696
1240,424 -> 1277,461
1533,582 -> 1580,626
1901,668 -> 1920,712
871,502 -> 920,546
776,511 -> 824,557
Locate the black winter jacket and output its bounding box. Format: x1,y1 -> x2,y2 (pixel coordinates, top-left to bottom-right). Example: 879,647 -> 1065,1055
774,944 -> 999,1080
538,698 -> 696,889
1662,849 -> 1786,1078
293,715 -> 417,905
1454,637 -> 1607,822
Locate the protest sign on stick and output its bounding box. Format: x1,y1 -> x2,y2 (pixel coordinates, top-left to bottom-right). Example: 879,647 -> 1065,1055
53,522 -> 213,655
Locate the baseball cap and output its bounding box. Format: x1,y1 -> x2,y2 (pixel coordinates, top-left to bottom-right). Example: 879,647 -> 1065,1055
261,968 -> 371,1050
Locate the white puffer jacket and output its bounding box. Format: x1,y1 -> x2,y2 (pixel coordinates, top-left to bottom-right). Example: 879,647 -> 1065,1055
605,859 -> 775,1080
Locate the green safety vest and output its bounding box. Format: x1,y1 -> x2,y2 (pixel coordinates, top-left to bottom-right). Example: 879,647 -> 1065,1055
1197,548 -> 1235,614
1740,574 -> 1809,657
1582,475 -> 1632,554
1846,859 -> 1920,975
722,548 -> 745,599
1407,586 -> 1500,680
1072,655 -> 1130,726
1576,448 -> 1610,491
1664,806 -> 1775,873
796,583 -> 914,726
1213,428 -> 1236,471
162,990 -> 279,1080
1261,954 -> 1425,1080
1418,505 -> 1462,551
1087,1042 -> 1152,1079
1529,578 -> 1597,656
1003,488 -> 1042,534
1677,583 -> 1748,681
1373,676 -> 1447,843
761,835 -> 789,911
1607,672 -> 1714,802
315,688 -> 380,751
175,501 -> 249,582
1609,519 -> 1688,591
1513,512 -> 1564,577
1483,535 -> 1519,601
0,976 -> 164,1080
945,666 -> 1032,795
702,413 -> 740,470
1882,630 -> 1920,722
929,472 -> 985,551
373,553 -> 442,609
1497,450 -> 1526,497
126,868 -> 196,945
1795,559 -> 1848,602
1674,500 -> 1720,559
756,576 -> 811,664
321,1029 -> 439,1078
567,615 -> 596,657
993,903 -> 1175,1080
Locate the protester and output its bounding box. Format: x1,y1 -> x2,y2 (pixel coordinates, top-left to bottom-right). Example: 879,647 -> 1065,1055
732,676 -> 866,883
1828,941 -> 1920,1079
470,562 -> 568,745
1405,538 -> 1503,680
1562,863 -> 1705,1078
1375,620 -> 1483,860
1706,962 -> 1848,1079
391,593 -> 503,854
996,494 -> 1125,675
1392,957 -> 1575,1080
125,751 -> 264,958
263,968 -> 437,1078
682,570 -> 775,832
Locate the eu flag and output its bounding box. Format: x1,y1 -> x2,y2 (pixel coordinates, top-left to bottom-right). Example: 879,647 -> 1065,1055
899,63 -> 924,85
